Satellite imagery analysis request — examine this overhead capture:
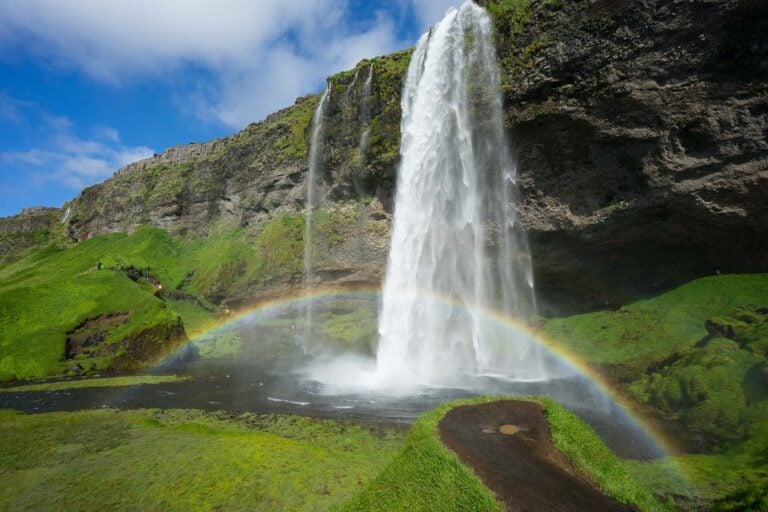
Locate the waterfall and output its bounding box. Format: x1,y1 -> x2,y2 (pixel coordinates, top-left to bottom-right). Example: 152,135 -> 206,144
303,84 -> 331,352
375,2 -> 545,386
358,64 -> 373,156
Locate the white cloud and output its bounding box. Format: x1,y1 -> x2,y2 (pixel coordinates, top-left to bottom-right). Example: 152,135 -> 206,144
0,0 -> 470,130
0,90 -> 34,123
92,126 -> 121,143
0,0 -> 415,128
1,116 -> 154,190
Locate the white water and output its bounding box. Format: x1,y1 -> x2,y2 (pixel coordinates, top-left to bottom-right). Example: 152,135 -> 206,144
374,2 -> 546,387
303,84 -> 331,353
358,64 -> 373,156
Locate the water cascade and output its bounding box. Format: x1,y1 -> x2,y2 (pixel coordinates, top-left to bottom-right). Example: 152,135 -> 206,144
375,2 -> 545,386
358,64 -> 374,156
302,84 -> 331,352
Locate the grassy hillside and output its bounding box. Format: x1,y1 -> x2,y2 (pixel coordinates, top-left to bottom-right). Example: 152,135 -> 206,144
543,274 -> 768,507
0,219 -> 306,381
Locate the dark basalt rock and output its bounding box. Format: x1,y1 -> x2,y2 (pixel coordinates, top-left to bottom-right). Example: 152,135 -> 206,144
496,0 -> 768,313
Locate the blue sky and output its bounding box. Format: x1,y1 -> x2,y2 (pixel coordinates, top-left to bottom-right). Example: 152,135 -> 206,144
0,0 -> 462,217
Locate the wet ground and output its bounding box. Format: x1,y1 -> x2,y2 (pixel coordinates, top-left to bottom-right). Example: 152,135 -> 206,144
440,400 -> 633,511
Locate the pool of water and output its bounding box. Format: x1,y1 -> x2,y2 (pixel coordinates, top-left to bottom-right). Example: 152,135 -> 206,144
0,297 -> 665,460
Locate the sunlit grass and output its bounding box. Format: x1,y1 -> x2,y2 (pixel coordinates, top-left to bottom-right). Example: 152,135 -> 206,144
0,408 -> 404,511
543,274 -> 768,367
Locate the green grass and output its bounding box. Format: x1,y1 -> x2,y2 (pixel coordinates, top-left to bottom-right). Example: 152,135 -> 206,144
339,397 -> 662,512
166,299 -> 218,339
0,374 -> 188,393
0,227 -> 195,381
194,331 -> 244,359
542,273 -> 768,505
543,274 -> 768,367
336,397 -> 503,512
0,216 -> 315,382
0,408 -> 404,512
539,397 -> 666,511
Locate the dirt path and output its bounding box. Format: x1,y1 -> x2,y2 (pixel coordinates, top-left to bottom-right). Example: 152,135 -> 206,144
438,400 -> 636,512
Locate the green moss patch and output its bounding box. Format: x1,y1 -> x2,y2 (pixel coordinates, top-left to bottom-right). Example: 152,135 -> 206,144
0,408 -> 404,512
542,274 -> 768,505
539,397 -> 665,511
543,274 -> 768,370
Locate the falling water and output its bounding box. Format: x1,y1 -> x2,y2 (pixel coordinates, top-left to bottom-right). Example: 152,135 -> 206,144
303,84 -> 331,352
344,70 -> 359,105
375,2 -> 545,386
358,64 -> 374,156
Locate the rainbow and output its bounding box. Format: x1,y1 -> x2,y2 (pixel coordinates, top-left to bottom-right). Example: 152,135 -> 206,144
161,285 -> 684,463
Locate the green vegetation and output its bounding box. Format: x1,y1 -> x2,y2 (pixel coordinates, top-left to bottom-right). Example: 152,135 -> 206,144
194,331 -> 243,359
320,308 -> 378,352
543,274 -> 768,369
543,274 -> 768,506
539,397 -> 665,511
337,397 -> 503,512
361,49 -> 412,182
485,0 -> 536,91
0,208 -> 71,265
340,397 -> 661,511
0,408 -> 403,511
0,215 -> 317,382
625,445 -> 768,510
274,95 -> 322,161
0,229 -> 186,381
0,374 -> 188,393
165,299 -> 217,339
1,200 -> 373,382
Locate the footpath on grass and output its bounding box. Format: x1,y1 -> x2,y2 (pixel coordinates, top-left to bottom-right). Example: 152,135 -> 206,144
438,400 -> 635,512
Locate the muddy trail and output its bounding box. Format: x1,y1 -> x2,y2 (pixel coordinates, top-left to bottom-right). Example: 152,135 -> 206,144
439,400 -> 637,512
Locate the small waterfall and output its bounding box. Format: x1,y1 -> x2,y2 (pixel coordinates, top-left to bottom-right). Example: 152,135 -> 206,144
303,84 -> 331,352
376,2 -> 545,386
358,64 -> 374,156
344,70 -> 359,106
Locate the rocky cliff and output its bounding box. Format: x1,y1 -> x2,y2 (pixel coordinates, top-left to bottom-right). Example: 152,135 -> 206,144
3,0 -> 766,314
0,206 -> 63,263
492,0 -> 768,313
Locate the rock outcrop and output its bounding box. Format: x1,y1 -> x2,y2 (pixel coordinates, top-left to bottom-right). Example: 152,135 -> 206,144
2,0 -> 766,314
493,0 -> 768,313
0,206 -> 63,263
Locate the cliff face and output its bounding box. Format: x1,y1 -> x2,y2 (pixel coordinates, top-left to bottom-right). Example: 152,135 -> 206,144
52,51 -> 410,296
0,206 -> 63,263
4,0 -> 767,313
493,0 -> 768,313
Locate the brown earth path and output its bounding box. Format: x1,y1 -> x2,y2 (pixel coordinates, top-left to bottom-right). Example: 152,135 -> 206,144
438,400 -> 637,512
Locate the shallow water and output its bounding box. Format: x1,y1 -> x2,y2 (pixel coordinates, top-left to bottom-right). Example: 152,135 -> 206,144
0,297 -> 664,461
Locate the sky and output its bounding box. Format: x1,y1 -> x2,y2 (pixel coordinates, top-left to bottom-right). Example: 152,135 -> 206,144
0,0 -> 463,217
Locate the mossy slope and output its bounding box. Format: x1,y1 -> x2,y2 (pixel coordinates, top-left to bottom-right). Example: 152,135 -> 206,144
543,273 -> 768,506
0,217 -> 312,381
